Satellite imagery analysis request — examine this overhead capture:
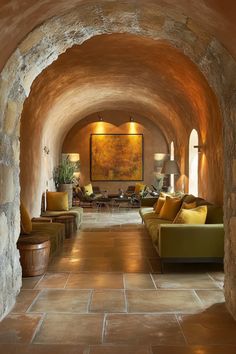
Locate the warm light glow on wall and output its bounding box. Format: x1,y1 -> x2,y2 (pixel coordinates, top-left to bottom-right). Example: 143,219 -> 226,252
94,122 -> 106,134
68,153 -> 80,162
129,122 -> 137,134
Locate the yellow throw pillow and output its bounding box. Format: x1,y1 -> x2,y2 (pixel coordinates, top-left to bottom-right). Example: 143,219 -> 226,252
134,183 -> 146,194
173,205 -> 207,224
46,192 -> 69,211
20,202 -> 32,234
182,201 -> 197,209
84,183 -> 93,196
159,196 -> 182,221
154,197 -> 165,214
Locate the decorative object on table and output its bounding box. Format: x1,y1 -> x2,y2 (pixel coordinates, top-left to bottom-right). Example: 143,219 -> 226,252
118,188 -> 124,198
53,155 -> 76,208
90,134 -> 143,181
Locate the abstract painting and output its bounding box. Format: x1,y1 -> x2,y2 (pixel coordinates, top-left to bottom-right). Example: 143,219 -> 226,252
90,134 -> 143,181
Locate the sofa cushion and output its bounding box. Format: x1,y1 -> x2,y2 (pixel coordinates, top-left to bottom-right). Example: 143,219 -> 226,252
154,196 -> 165,214
159,196 -> 182,221
135,183 -> 146,194
41,206 -> 83,229
84,183 -> 93,196
182,194 -> 196,204
20,202 -> 32,234
182,201 -> 197,209
173,205 -> 207,224
46,192 -> 69,211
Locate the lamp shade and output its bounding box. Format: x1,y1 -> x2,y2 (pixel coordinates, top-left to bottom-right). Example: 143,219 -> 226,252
161,160 -> 180,175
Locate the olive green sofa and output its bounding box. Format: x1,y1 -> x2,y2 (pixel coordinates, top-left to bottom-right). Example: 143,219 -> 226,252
139,194 -> 224,269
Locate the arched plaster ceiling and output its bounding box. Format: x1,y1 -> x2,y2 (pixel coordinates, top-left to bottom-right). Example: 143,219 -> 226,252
1,0 -> 236,72
22,34 -> 218,152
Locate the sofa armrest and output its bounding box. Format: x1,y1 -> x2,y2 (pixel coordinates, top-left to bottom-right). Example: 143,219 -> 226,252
158,224 -> 224,258
141,197 -> 158,207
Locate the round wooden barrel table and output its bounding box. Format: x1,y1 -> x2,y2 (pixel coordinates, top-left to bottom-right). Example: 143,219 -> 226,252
54,215 -> 75,238
17,236 -> 51,277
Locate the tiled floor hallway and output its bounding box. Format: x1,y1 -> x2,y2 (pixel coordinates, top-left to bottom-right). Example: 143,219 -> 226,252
0,209 -> 236,354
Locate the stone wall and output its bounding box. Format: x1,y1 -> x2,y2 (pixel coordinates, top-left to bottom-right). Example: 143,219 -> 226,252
0,1 -> 236,320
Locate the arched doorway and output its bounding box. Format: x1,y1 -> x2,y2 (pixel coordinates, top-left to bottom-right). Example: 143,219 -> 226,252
0,2 -> 235,321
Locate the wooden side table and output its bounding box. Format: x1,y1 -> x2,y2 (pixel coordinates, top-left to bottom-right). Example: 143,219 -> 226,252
17,236 -> 50,277
53,215 -> 75,238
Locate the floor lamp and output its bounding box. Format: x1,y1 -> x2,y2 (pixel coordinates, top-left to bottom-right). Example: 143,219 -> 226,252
161,160 -> 180,193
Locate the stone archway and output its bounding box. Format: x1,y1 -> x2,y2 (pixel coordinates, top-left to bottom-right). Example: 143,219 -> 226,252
0,1 -> 236,320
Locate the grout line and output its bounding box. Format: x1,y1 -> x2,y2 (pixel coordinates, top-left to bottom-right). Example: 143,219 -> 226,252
175,313 -> 188,345
29,274 -> 45,289
150,273 -> 158,290
26,289 -> 43,313
63,271 -> 71,289
87,289 -> 94,313
207,273 -> 224,290
193,289 -> 205,307
124,288 -> 128,313
101,313 -> 107,344
30,312 -> 46,344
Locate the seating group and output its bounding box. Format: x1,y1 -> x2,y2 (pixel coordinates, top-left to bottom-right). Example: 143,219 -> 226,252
139,192 -> 224,271
18,191 -> 84,277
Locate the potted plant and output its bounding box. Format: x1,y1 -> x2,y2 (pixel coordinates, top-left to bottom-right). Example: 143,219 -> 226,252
53,156 -> 76,208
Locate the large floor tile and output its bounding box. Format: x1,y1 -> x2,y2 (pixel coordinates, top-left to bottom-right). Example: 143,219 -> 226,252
12,290 -> 40,313
48,257 -> 84,272
90,290 -> 126,313
66,273 -> 124,289
124,273 -> 155,289
151,345 -> 236,354
29,289 -> 91,313
153,273 -> 219,289
126,290 -> 203,313
35,273 -> 69,289
89,344 -> 150,353
177,304 -> 236,345
104,314 -> 185,345
0,314 -> 42,343
0,344 -> 87,354
195,290 -> 225,308
33,313 -> 104,344
22,276 -> 43,289
112,257 -> 152,273
80,258 -> 114,272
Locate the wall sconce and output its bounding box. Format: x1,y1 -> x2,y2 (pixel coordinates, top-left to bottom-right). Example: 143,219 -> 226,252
194,145 -> 204,153
43,146 -> 50,155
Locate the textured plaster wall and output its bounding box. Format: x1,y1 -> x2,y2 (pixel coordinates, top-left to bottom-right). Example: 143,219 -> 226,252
0,1 -> 236,320
20,33 -> 223,219
1,0 -> 236,71
62,111 -> 168,193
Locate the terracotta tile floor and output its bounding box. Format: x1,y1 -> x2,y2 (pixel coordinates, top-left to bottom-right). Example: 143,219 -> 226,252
0,209 -> 235,353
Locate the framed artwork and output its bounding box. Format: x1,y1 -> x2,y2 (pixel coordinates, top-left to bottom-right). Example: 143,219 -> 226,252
90,134 -> 144,181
